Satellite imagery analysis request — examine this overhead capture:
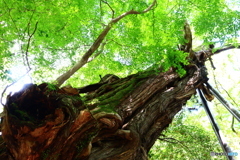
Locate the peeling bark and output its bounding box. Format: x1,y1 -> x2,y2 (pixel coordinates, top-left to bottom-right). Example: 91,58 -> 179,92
0,65 -> 204,160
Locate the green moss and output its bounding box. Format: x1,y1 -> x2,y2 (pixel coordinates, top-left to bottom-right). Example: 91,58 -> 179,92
101,78 -> 143,103
71,95 -> 82,101
47,83 -> 58,91
9,103 -> 35,122
98,79 -> 135,102
84,72 -> 156,120
91,105 -> 117,115
41,148 -> 51,160
14,110 -> 32,121
85,75 -> 148,115
137,69 -> 158,78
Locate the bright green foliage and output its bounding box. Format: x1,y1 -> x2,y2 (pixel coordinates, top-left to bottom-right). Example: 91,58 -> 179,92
0,0 -> 239,86
205,50 -> 240,154
149,111 -> 223,160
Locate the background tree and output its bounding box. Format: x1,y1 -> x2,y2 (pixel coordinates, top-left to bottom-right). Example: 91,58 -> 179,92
0,0 -> 239,159
149,110 -> 223,160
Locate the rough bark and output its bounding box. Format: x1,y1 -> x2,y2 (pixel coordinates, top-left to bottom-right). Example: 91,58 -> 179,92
0,64 -> 206,160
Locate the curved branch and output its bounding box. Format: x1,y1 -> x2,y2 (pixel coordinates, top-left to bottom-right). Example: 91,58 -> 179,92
214,45 -> 240,54
194,44 -> 240,64
142,0 -> 157,13
55,0 -> 157,87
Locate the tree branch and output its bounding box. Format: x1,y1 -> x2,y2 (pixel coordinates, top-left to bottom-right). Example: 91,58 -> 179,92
101,0 -> 115,19
214,45 -> 240,54
194,44 -> 240,64
87,40 -> 107,62
158,135 -> 194,156
3,0 -> 20,38
55,0 -> 157,87
180,21 -> 194,59
24,21 -> 38,71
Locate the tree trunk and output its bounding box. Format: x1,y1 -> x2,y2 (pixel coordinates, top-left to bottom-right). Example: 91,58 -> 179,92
0,65 -> 204,160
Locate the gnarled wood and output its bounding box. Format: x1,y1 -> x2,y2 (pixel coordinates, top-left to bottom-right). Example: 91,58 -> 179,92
0,64 -> 204,160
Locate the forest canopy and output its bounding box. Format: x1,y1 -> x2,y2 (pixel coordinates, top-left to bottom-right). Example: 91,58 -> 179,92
0,0 -> 239,87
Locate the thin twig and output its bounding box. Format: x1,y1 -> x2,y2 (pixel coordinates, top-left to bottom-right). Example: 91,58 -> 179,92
231,116 -> 237,133
214,45 -> 240,54
27,11 -> 36,37
108,39 -> 132,48
215,80 -> 239,133
3,0 -> 20,37
217,80 -> 238,106
158,135 -> 195,157
142,0 -> 157,13
24,21 -> 38,71
101,0 -> 115,19
22,9 -> 35,37
22,9 -> 36,70
100,0 -> 103,21
211,69 -> 219,91
208,56 -> 216,70
44,45 -> 87,51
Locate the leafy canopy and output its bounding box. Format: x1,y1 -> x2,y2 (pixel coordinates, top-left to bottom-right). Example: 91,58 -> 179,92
149,111 -> 223,160
0,0 -> 239,86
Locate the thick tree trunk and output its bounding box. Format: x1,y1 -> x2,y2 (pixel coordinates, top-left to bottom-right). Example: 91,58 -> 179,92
0,65 -> 204,160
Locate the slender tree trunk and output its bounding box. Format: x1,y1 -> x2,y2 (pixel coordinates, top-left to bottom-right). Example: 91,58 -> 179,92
0,65 -> 203,160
